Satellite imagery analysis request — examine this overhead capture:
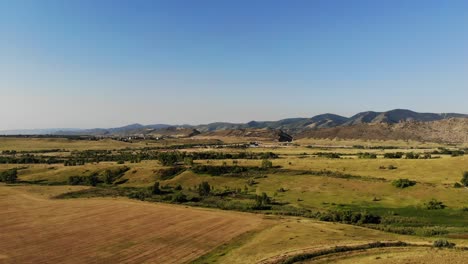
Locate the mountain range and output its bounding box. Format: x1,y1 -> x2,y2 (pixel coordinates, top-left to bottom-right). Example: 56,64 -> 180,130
1,109 -> 467,138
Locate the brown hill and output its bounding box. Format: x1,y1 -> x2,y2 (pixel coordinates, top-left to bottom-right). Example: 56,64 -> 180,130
295,118 -> 468,143
199,128 -> 293,142
147,127 -> 200,138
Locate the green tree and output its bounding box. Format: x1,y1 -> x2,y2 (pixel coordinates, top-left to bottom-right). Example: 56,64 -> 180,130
87,174 -> 99,187
198,181 -> 211,196
0,168 -> 18,183
152,181 -> 161,194
254,192 -> 271,209
104,170 -> 114,184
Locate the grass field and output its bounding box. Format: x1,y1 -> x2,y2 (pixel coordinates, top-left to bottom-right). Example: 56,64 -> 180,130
0,136 -> 467,263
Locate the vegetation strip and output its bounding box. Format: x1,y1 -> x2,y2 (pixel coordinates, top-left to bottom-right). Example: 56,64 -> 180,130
262,241 -> 468,264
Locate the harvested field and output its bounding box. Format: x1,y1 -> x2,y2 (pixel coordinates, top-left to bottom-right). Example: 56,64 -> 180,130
0,185 -> 265,264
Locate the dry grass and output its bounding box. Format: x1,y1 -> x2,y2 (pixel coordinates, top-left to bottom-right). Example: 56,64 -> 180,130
309,247 -> 468,264
215,218 -> 425,264
0,185 -> 264,264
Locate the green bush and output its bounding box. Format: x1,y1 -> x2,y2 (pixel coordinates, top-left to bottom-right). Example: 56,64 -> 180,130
392,178 -> 416,188
261,159 -> 273,169
0,168 -> 18,183
433,239 -> 455,248
172,193 -> 187,203
198,181 -> 211,196
253,192 -> 271,210
319,210 -> 381,224
127,190 -> 151,201
425,199 -> 446,210
358,152 -> 377,159
68,174 -> 99,186
384,152 -> 404,159
461,171 -> 468,187
152,181 -> 161,194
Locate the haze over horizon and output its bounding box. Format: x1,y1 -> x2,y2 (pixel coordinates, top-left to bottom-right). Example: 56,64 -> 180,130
2,0 -> 468,130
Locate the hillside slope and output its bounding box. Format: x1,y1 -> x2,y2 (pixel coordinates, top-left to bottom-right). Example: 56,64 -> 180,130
296,118 -> 468,143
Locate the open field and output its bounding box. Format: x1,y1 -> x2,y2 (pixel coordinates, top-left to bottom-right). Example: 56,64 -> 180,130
0,185 -> 265,264
0,136 -> 467,263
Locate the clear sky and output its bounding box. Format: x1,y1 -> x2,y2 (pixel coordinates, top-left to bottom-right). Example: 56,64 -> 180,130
1,0 -> 467,130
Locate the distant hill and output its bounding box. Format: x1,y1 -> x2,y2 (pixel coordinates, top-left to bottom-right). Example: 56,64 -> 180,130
296,118 -> 468,143
1,109 -> 466,142
344,109 -> 466,126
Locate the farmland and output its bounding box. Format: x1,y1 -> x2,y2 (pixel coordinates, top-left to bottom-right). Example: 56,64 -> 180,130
0,136 -> 467,263
0,185 -> 265,263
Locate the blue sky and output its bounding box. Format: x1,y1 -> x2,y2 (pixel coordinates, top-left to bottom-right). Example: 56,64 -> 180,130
1,0 -> 467,129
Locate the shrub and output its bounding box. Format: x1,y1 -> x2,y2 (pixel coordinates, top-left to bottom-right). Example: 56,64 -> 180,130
358,152 -> 377,159
261,159 -> 273,169
127,190 -> 150,201
152,181 -> 161,194
316,153 -> 341,159
461,172 -> 468,187
454,182 -> 462,188
246,178 -> 257,186
171,193 -> 187,203
253,192 -> 271,209
68,174 -> 99,186
0,168 -> 18,183
183,157 -> 194,166
425,199 -> 446,210
384,152 -> 404,159
433,239 -> 455,248
416,226 -> 449,236
392,178 -> 416,188
388,165 -> 397,170
103,167 -> 129,184
319,210 -> 381,224
405,152 -> 420,159
198,181 -> 211,196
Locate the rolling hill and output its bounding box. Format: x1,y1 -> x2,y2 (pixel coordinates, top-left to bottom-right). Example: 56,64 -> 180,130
1,109 -> 466,143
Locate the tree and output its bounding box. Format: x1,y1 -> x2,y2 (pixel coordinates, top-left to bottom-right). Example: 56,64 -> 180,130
87,174 -> 99,186
104,170 -> 113,184
254,192 -> 271,209
198,181 -> 211,196
152,181 -> 161,194
0,168 -> 18,183
461,171 -> 468,187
